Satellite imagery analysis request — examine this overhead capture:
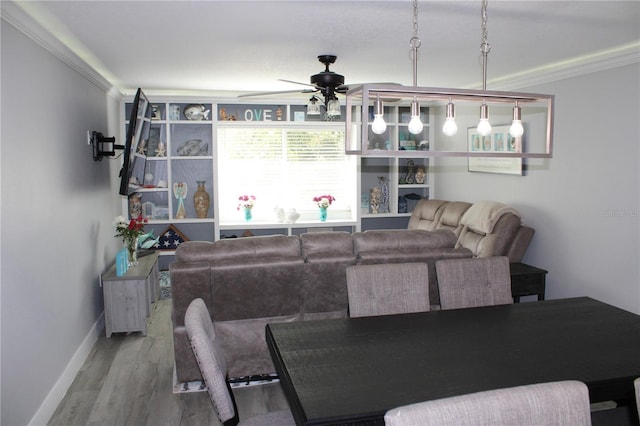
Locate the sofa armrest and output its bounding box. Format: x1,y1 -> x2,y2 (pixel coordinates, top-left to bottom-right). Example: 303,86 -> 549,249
506,225 -> 535,262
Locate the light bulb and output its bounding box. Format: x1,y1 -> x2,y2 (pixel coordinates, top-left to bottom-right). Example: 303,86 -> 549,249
408,116 -> 423,134
442,100 -> 457,136
509,120 -> 524,138
371,95 -> 387,134
372,114 -> 387,134
408,100 -> 423,135
509,104 -> 523,137
477,103 -> 491,136
443,117 -> 458,136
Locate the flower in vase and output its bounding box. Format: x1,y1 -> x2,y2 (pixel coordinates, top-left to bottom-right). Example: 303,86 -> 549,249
114,215 -> 147,245
237,195 -> 256,210
313,195 -> 335,209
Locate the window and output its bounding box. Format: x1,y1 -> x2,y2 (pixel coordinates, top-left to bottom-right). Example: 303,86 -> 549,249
217,125 -> 356,223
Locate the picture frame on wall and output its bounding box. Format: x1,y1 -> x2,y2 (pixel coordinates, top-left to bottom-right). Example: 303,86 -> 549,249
467,125 -> 523,175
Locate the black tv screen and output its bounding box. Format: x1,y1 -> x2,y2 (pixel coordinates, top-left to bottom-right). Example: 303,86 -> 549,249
119,88 -> 152,196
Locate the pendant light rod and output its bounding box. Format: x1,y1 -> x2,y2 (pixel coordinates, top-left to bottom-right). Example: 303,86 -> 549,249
480,0 -> 491,92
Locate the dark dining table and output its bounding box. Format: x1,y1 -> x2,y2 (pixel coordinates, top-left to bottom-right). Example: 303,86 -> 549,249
266,297 -> 640,425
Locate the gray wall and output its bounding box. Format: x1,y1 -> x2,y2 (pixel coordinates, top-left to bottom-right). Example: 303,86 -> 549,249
1,22 -> 121,425
434,63 -> 640,314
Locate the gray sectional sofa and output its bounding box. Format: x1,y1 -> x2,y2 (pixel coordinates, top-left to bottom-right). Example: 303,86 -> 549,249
170,199 -> 534,383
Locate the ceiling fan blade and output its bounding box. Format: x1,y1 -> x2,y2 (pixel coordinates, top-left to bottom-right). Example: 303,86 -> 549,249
278,79 -> 316,88
238,89 -> 316,98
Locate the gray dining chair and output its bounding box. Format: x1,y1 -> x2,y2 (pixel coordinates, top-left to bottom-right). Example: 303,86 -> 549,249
346,262 -> 430,317
384,380 -> 592,426
435,256 -> 512,310
185,298 -> 295,426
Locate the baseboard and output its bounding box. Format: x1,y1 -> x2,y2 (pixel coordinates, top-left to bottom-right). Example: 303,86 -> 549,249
29,312 -> 105,425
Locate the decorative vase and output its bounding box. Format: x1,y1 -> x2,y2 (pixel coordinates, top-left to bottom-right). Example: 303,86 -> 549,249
126,237 -> 138,266
193,181 -> 210,218
319,207 -> 328,221
244,207 -> 252,222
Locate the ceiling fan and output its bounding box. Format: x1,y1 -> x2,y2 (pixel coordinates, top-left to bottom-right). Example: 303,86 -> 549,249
238,55 -> 350,113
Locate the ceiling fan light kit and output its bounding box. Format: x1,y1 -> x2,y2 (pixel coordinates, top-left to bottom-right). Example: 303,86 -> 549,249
345,0 -> 554,159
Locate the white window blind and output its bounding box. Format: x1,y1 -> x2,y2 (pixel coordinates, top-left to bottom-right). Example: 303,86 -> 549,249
217,126 -> 356,223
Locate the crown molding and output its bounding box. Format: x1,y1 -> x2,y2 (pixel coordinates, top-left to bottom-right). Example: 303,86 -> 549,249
1,1 -> 121,98
476,42 -> 640,91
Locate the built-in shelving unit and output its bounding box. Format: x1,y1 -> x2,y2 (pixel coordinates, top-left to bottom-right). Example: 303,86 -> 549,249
121,97 -> 435,262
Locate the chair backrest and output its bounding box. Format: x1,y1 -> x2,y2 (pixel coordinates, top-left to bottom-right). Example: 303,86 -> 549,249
635,377 -> 640,419
435,256 -> 512,310
185,298 -> 237,424
384,380 -> 592,426
346,262 -> 430,318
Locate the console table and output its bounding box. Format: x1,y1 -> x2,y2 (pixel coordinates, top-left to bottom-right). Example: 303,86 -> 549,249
101,251 -> 159,338
510,262 -> 547,302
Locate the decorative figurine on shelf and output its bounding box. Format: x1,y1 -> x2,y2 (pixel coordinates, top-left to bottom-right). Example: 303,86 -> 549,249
378,176 -> 389,213
274,206 -> 285,223
415,166 -> 426,184
370,187 -> 382,214
404,159 -> 416,184
155,141 -> 167,157
286,208 -> 300,224
128,193 -> 142,218
137,138 -> 147,155
174,182 -> 188,219
398,196 -> 408,213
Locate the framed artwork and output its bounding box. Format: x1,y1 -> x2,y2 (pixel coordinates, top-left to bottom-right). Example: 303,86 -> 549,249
468,125 -> 523,175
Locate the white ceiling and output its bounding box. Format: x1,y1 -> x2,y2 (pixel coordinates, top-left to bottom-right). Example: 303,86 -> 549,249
7,0 -> 640,99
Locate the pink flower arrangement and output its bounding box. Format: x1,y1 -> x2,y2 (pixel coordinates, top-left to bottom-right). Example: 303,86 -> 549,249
313,195 -> 335,209
237,194 -> 256,210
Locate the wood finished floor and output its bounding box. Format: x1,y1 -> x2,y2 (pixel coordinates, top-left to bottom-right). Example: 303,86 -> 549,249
48,298 -> 290,426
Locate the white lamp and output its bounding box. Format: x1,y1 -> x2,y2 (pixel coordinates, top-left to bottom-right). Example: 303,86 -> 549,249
509,103 -> 524,138
327,97 -> 341,117
307,96 -> 321,116
442,99 -> 458,136
408,99 -> 423,135
371,95 -> 387,135
477,102 -> 492,136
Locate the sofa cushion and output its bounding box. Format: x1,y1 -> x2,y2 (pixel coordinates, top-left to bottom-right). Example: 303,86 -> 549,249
407,199 -> 448,230
457,213 -> 522,258
300,231 -> 354,258
176,235 -> 301,263
353,229 -> 457,254
437,201 -> 472,236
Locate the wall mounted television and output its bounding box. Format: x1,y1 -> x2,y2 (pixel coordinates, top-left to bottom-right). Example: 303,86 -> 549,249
119,88 -> 152,196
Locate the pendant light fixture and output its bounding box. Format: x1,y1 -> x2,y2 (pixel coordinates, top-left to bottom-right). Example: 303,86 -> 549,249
344,0 -> 555,158
476,0 -> 492,136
